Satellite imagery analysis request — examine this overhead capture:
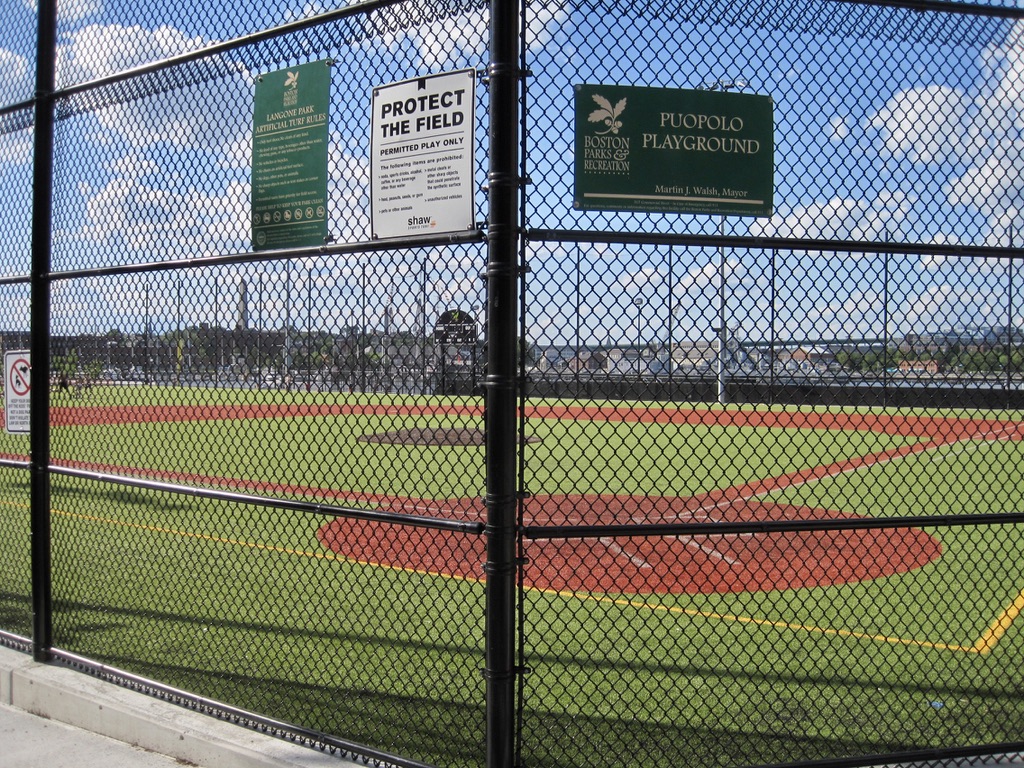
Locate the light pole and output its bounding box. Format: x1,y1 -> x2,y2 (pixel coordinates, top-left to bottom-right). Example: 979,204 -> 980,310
667,245 -> 674,389
1009,225 -> 1016,394
212,275 -> 221,383
717,214 -> 728,405
384,303 -> 392,393
284,261 -> 292,388
669,299 -> 684,388
176,275 -> 183,385
699,78 -> 747,406
575,246 -> 581,392
883,232 -> 890,402
144,282 -> 150,383
360,258 -> 367,394
307,263 -> 313,390
633,296 -> 645,376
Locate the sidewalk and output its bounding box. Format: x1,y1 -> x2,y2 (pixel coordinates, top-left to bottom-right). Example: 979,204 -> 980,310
1,701 -> 184,768
0,644 -> 356,768
2,643 -> 1021,768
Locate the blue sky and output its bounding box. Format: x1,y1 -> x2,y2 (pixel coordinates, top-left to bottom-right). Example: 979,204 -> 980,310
521,4 -> 1024,347
0,0 -> 1022,348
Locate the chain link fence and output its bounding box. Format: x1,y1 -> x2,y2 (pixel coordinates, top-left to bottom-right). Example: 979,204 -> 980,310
0,2 -> 37,649
519,0 -> 1024,766
2,0 -> 1023,767
5,1 -> 495,766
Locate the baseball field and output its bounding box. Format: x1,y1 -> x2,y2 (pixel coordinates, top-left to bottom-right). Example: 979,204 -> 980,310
0,384 -> 1022,766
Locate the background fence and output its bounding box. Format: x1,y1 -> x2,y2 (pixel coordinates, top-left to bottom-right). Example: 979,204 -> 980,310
2,0 -> 1024,767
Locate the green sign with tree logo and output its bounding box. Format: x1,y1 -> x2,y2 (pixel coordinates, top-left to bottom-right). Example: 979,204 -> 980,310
252,60 -> 331,251
574,84 -> 774,217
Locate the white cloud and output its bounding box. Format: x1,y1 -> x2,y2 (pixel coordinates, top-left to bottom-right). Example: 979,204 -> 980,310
799,290 -> 889,339
986,207 -> 1024,247
0,288 -> 30,329
849,189 -> 917,241
829,115 -> 849,141
916,252 -> 992,276
0,130 -> 32,166
919,252 -> 950,270
764,192 -> 917,248
283,1 -> 330,23
678,257 -> 739,292
107,154 -> 161,177
618,266 -> 663,293
23,0 -> 101,23
75,167 -> 249,257
669,260 -> 727,334
0,47 -> 30,89
948,20 -> 1024,233
764,197 -> 866,242
904,285 -> 956,329
58,24 -> 208,82
869,85 -> 972,165
902,281 -> 1008,332
948,139 -> 1024,216
526,2 -> 570,52
418,7 -> 488,68
327,142 -> 371,243
404,1 -> 567,71
770,19 -> 1023,250
91,78 -> 249,149
0,47 -> 31,108
349,6 -> 486,74
66,126 -> 375,264
56,24 -> 248,151
976,20 -> 1024,135
205,179 -> 252,252
219,136 -> 251,171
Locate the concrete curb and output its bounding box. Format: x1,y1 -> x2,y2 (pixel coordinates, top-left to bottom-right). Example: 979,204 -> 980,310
0,645 -> 359,767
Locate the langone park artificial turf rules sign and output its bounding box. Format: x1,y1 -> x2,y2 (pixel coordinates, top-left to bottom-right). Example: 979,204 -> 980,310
251,60 -> 331,251
574,84 -> 774,217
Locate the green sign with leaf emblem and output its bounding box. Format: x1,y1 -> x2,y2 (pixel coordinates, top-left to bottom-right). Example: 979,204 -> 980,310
252,60 -> 331,251
574,84 -> 774,217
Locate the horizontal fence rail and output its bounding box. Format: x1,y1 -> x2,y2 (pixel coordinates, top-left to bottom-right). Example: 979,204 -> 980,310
518,0 -> 1024,767
2,0 -> 1023,767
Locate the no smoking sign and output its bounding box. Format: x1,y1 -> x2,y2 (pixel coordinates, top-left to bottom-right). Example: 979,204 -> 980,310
4,350 -> 30,434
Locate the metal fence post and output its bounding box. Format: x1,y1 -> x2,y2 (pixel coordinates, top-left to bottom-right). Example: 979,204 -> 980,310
30,0 -> 58,662
485,0 -> 521,765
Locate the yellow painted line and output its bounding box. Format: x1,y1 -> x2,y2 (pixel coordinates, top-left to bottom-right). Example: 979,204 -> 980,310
973,587 -> 1024,655
53,507 -> 350,564
6,499 -> 459,580
535,588 -> 981,654
53,506 -> 477,583
23,502 -> 1020,655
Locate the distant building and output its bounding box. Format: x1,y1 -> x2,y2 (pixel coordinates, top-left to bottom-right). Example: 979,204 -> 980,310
564,350 -> 608,372
670,341 -> 716,369
236,279 -> 249,331
784,346 -> 835,365
903,325 -> 1024,352
899,359 -> 941,374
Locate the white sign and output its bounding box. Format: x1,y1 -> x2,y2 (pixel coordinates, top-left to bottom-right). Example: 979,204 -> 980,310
370,69 -> 476,240
4,350 -> 30,435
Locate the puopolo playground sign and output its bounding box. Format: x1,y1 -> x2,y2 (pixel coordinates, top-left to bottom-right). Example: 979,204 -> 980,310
574,84 -> 774,217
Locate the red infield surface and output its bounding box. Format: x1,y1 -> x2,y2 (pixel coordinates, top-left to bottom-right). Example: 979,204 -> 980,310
28,400 -> 1017,595
316,494 -> 944,595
